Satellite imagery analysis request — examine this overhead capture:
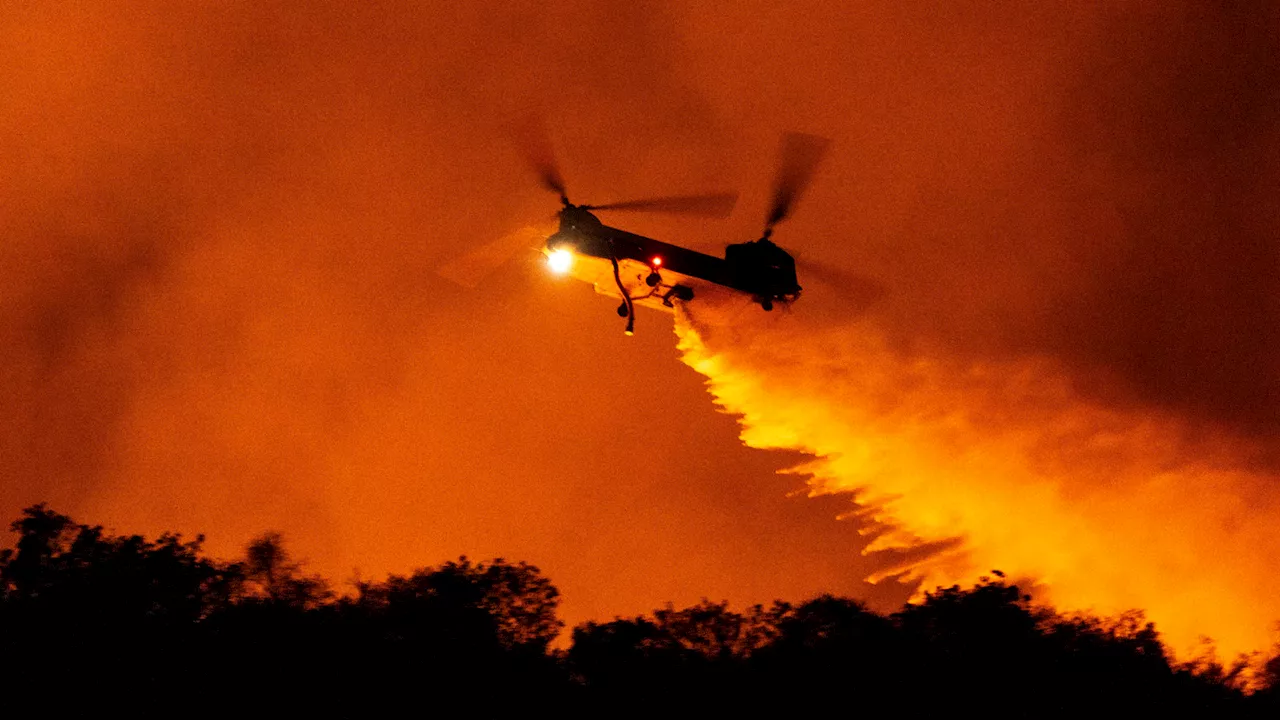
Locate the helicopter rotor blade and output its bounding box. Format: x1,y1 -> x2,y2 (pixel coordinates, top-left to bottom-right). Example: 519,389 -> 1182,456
437,224 -> 553,288
588,192 -> 738,218
510,115 -> 569,201
765,132 -> 831,230
793,254 -> 886,314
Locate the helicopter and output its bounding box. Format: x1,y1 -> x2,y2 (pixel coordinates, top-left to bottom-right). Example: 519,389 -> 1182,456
441,127 -> 831,335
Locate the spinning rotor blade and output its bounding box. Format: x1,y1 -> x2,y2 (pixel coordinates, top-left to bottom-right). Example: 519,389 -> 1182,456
510,115 -> 568,200
794,254 -> 886,314
588,192 -> 738,218
766,132 -> 831,229
437,225 -> 553,288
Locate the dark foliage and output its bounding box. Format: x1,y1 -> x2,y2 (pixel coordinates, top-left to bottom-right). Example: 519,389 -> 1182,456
1,506 -> 1276,718
0,507 -> 566,717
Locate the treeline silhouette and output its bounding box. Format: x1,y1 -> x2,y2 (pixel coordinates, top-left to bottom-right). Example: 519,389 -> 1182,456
1,505 -> 1276,718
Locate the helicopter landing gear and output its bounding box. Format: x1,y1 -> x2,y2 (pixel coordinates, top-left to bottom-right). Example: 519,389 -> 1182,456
617,302 -> 629,317
761,299 -> 774,312
645,271 -> 662,287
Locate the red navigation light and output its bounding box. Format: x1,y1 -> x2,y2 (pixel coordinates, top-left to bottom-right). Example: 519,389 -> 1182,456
651,256 -> 663,267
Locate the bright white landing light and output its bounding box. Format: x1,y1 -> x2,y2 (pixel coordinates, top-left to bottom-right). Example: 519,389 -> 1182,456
547,248 -> 573,274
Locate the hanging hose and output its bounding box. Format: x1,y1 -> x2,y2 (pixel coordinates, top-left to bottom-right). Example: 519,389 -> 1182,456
608,251 -> 635,336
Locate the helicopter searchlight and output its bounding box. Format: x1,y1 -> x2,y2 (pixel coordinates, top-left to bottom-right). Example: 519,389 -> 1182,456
546,248 -> 573,274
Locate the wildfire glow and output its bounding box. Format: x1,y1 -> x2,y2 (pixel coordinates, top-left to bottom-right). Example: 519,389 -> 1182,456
674,306 -> 1280,665
547,249 -> 573,274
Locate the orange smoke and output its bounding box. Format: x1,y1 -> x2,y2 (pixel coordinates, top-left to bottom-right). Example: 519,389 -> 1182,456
676,303 -> 1280,662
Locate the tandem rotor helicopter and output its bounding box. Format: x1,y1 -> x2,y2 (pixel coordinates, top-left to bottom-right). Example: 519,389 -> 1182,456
441,124 -> 833,335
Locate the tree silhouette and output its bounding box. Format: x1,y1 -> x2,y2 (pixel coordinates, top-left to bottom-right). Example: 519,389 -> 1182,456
0,505 -> 237,715
568,599 -> 787,715
239,531 -> 330,608
750,594 -> 902,707
0,505 -> 1272,717
351,556 -> 562,652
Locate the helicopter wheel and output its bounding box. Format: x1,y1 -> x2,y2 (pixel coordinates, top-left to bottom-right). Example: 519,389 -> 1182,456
617,302 -> 629,317
761,299 -> 774,312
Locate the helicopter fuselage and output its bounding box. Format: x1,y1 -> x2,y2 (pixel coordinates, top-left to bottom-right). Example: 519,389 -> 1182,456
545,206 -> 801,314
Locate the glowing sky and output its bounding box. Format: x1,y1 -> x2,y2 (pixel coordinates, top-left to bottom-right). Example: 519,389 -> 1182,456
3,1 -> 1277,646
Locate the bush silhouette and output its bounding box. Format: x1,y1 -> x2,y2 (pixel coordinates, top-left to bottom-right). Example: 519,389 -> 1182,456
0,505 -> 1273,718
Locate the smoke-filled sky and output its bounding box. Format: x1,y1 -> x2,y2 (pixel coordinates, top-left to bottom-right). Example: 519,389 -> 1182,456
3,1 -> 1278,654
